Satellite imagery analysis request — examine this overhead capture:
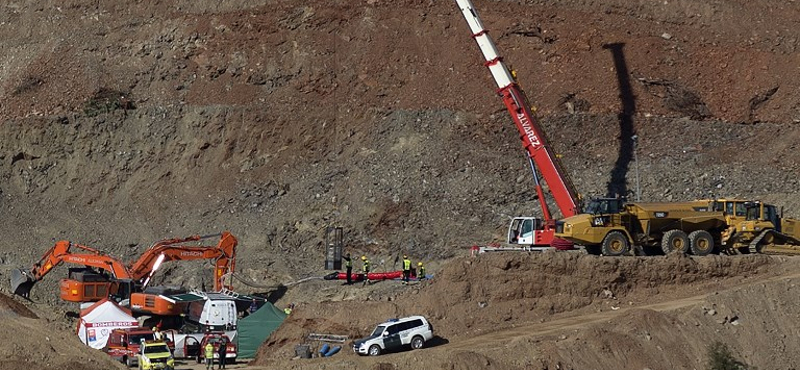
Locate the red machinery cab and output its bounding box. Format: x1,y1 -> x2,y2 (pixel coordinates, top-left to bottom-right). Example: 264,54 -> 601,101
103,327 -> 171,367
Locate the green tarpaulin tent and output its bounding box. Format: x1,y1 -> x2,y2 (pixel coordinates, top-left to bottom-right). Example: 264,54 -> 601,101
237,302 -> 287,359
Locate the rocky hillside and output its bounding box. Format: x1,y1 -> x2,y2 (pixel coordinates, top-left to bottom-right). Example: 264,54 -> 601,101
0,0 -> 799,304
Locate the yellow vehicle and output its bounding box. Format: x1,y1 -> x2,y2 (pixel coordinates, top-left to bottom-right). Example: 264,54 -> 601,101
720,201 -> 800,254
556,198 -> 726,256
137,341 -> 174,370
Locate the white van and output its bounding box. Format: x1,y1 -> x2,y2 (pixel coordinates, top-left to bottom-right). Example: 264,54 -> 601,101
187,299 -> 237,331
353,316 -> 434,356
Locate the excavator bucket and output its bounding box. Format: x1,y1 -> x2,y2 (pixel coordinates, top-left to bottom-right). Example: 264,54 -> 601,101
10,269 -> 35,297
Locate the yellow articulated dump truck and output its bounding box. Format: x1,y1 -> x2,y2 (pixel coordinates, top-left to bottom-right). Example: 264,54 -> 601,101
555,198 -> 727,256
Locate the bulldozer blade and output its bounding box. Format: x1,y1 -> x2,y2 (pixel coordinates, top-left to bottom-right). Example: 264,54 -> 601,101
10,269 -> 35,297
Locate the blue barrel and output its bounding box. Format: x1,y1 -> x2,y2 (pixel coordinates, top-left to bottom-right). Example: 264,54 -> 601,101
319,343 -> 330,355
324,346 -> 341,357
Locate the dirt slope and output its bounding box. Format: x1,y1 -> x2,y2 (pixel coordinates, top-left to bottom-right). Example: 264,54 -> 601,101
252,253 -> 800,370
0,293 -> 125,370
1,0 -> 800,368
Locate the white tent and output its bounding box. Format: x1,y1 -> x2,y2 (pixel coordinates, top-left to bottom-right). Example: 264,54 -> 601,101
76,299 -> 139,349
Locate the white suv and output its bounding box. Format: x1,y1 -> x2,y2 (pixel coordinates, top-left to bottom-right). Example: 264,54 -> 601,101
353,316 -> 434,356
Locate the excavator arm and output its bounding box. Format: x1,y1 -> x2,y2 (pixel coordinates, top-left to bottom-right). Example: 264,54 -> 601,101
127,231 -> 237,291
11,240 -> 131,297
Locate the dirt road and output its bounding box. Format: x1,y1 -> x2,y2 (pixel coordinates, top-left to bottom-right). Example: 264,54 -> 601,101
174,361 -> 248,370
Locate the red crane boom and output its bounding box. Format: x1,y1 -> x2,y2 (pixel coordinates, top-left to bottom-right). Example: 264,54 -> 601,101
455,0 -> 581,248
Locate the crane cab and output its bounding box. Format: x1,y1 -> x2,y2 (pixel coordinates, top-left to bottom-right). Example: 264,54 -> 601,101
508,217 -> 544,245
508,217 -> 575,251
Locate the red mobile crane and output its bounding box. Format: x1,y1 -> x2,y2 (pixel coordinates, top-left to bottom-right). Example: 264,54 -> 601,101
455,0 -> 581,251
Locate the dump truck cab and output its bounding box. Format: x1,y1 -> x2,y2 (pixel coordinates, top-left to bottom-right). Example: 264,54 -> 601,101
709,198 -> 750,226
556,198 -> 632,256
137,340 -> 174,370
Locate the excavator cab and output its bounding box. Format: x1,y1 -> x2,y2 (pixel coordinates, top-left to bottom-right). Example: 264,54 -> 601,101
111,279 -> 135,304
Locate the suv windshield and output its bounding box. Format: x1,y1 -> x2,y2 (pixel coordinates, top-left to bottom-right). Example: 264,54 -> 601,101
370,325 -> 386,337
144,344 -> 170,354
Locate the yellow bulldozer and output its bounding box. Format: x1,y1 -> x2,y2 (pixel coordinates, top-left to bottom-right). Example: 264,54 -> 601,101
715,199 -> 800,255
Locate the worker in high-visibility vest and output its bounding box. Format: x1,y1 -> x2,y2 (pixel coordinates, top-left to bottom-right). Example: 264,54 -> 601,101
152,326 -> 164,341
361,255 -> 370,286
402,255 -> 412,284
204,342 -> 215,370
417,262 -> 426,280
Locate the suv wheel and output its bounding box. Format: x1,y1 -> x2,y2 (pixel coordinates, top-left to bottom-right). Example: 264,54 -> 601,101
411,336 -> 425,350
368,344 -> 382,356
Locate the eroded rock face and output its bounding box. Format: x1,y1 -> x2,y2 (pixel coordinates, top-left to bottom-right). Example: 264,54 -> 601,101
2,1 -> 800,368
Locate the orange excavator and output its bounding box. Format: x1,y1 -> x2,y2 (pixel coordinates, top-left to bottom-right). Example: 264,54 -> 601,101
127,231 -> 236,292
11,240 -> 134,300
11,231 -> 237,315
126,232 -> 237,315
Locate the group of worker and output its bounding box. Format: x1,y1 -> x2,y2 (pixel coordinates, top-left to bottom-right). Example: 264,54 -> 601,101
342,253 -> 426,285
151,326 -> 227,370
204,339 -> 229,370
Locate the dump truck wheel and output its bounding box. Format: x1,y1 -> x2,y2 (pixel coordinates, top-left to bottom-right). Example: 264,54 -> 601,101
689,230 -> 714,256
661,229 -> 689,254
601,231 -> 630,256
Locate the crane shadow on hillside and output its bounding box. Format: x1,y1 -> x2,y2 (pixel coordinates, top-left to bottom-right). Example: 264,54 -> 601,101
602,43 -> 636,199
